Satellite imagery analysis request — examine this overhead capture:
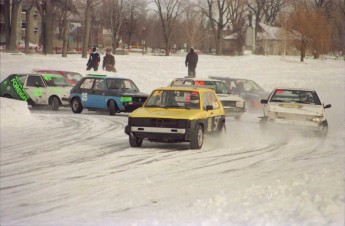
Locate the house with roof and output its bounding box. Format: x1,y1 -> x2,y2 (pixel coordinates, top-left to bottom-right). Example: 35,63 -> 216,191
224,22 -> 296,56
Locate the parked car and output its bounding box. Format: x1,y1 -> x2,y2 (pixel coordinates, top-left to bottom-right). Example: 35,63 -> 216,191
69,74 -> 148,115
260,88 -> 331,136
0,73 -> 72,110
33,69 -> 83,85
169,77 -> 246,119
125,86 -> 226,149
209,76 -> 269,111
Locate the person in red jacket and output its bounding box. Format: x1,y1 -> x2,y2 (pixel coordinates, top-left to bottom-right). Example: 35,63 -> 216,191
185,47 -> 198,77
86,47 -> 100,71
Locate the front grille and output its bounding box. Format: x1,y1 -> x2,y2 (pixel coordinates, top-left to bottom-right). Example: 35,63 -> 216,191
221,101 -> 236,107
274,112 -> 314,121
130,118 -> 189,128
132,96 -> 147,104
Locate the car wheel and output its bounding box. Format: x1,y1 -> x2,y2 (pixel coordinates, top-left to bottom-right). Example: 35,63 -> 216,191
3,94 -> 12,98
109,100 -> 116,115
71,98 -> 83,113
51,96 -> 60,111
129,134 -> 143,147
218,123 -> 226,135
316,120 -> 328,137
190,124 -> 204,149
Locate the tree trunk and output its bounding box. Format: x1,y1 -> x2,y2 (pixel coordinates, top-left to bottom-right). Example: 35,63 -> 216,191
82,1 -> 92,58
300,38 -> 307,62
8,1 -> 22,52
25,7 -> 33,54
4,0 -> 11,50
62,21 -> 68,57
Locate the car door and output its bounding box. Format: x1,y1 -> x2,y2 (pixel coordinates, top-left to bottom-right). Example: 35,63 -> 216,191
202,91 -> 223,133
89,78 -> 106,109
78,78 -> 106,108
24,75 -> 48,105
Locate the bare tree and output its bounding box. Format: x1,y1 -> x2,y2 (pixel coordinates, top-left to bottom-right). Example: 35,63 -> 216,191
200,0 -> 233,55
246,0 -> 287,38
82,0 -> 103,58
7,0 -> 24,52
183,1 -> 205,48
153,0 -> 185,56
25,1 -> 36,54
288,0 -> 332,61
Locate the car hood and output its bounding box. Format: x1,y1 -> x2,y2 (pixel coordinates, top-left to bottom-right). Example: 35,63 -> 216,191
217,94 -> 244,102
268,102 -> 324,116
130,107 -> 203,119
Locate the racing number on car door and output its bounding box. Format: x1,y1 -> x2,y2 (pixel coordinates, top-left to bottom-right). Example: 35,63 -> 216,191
203,92 -> 221,132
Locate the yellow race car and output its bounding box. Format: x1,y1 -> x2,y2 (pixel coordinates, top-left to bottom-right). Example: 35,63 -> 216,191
124,86 -> 226,149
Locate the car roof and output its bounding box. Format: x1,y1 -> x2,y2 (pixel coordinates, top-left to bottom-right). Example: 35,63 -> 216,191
273,87 -> 316,92
85,74 -> 130,80
153,86 -> 214,92
209,76 -> 252,81
34,69 -> 81,74
173,77 -> 223,82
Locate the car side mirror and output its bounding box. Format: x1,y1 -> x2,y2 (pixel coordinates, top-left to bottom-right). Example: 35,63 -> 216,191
206,105 -> 213,111
261,99 -> 268,104
324,104 -> 331,109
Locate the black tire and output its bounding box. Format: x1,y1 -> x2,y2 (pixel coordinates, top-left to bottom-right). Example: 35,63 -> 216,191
109,100 -> 116,115
71,98 -> 83,113
190,124 -> 204,149
129,134 -> 143,147
218,123 -> 226,135
3,94 -> 12,98
51,96 -> 60,111
316,120 -> 328,137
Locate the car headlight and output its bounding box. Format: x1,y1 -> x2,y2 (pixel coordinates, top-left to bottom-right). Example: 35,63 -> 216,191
236,101 -> 244,108
312,116 -> 323,123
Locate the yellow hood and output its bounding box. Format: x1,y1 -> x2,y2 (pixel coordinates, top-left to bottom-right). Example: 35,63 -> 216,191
129,107 -> 206,120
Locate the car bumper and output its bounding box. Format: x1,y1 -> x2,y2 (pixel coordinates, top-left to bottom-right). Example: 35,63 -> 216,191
125,125 -> 190,142
265,118 -> 325,131
223,106 -> 246,116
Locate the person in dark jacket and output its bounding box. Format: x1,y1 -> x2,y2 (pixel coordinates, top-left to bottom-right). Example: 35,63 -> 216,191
86,47 -> 100,71
102,48 -> 116,72
185,47 -> 198,77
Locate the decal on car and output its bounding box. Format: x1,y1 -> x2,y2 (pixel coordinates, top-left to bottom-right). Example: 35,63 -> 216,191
82,92 -> 88,101
121,96 -> 132,102
279,104 -> 303,109
10,76 -> 30,101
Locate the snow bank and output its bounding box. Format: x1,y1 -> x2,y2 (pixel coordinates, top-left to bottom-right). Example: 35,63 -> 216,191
0,97 -> 38,128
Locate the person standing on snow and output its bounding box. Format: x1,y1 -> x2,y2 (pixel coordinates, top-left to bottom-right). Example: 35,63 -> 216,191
185,47 -> 198,77
86,47 -> 100,71
102,48 -> 116,72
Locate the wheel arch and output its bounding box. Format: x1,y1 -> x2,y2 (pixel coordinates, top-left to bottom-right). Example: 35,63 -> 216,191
49,95 -> 62,105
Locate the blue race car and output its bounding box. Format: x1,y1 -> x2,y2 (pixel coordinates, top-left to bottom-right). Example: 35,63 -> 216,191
69,74 -> 148,115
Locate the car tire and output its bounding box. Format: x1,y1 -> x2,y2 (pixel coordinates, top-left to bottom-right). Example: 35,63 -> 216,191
317,120 -> 328,137
3,94 -> 12,98
51,96 -> 60,111
71,98 -> 83,113
129,134 -> 143,147
109,100 -> 116,115
190,124 -> 204,149
218,122 -> 226,135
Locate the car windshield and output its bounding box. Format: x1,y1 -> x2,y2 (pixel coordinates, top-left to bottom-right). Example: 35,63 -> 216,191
145,90 -> 200,109
270,89 -> 321,105
65,73 -> 83,84
42,74 -> 72,87
107,79 -> 139,92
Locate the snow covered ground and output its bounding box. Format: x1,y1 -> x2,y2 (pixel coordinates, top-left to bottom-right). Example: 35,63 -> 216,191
0,52 -> 344,225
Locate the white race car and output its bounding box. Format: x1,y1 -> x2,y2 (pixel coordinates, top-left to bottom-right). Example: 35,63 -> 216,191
260,88 -> 331,136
